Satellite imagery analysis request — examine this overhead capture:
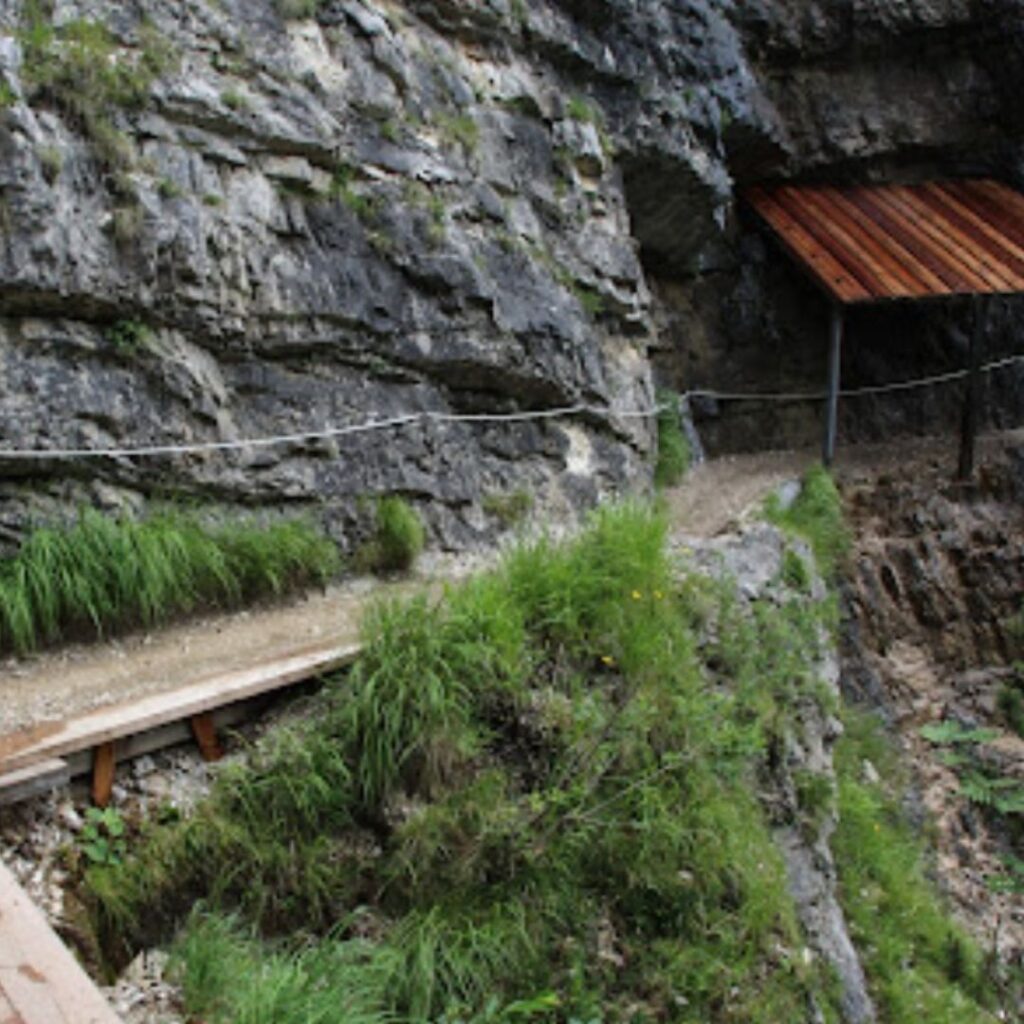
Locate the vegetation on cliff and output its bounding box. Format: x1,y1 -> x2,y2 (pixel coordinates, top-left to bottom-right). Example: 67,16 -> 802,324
79,496 -> 998,1022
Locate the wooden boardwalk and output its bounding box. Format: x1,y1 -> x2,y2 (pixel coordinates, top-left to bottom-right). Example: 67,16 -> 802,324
0,640 -> 361,805
0,860 -> 122,1024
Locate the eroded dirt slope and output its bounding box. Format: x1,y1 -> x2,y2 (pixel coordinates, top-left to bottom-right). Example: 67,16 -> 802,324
841,433 -> 1024,959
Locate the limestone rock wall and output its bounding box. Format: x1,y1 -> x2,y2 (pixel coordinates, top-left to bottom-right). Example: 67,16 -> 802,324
0,0 -> 1022,543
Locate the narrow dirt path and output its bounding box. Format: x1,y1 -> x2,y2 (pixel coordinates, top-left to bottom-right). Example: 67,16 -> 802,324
2,429 -> 1019,737
0,566 -> 456,736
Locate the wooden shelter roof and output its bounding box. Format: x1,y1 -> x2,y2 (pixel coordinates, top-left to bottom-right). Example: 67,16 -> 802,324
745,179 -> 1024,306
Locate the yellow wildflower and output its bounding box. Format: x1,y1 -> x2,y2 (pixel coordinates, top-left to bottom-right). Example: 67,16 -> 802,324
631,589 -> 642,600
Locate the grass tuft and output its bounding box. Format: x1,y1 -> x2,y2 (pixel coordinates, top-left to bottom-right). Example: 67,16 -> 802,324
765,465 -> 849,576
0,509 -> 338,655
653,390 -> 690,488
19,10 -> 177,171
356,497 -> 425,575
833,710 -> 996,1022
86,503 -> 855,1020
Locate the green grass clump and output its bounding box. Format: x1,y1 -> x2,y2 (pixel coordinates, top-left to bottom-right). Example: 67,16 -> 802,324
106,318 -> 152,355
171,913 -> 391,1024
833,710 -> 996,1022
357,497 -> 425,575
0,509 -> 338,655
20,11 -> 177,170
436,112 -> 479,155
653,391 -> 690,488
88,503 -> 848,1021
998,678 -> 1024,738
274,0 -> 322,19
765,465 -> 849,576
481,489 -> 532,529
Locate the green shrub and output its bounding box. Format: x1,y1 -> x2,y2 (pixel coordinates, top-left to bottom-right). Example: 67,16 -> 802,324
436,112 -> 479,155
220,89 -> 247,112
765,465 -> 849,576
19,12 -> 177,169
106,318 -> 152,355
833,711 -> 995,1022
111,203 -> 144,247
37,144 -> 63,183
274,0 -> 321,19
0,509 -> 338,655
357,497 -> 425,574
998,679 -> 1024,738
157,177 -> 182,199
781,548 -> 811,593
89,503 -> 848,1021
566,95 -> 598,124
653,391 -> 689,488
572,283 -> 605,318
481,489 -> 532,529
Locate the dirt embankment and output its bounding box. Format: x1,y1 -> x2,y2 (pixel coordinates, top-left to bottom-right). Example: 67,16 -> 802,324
840,434 -> 1024,959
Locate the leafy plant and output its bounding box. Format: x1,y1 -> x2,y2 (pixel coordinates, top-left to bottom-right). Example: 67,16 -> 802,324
0,509 -> 339,655
653,390 -> 689,488
834,711 -> 994,1021
19,11 -> 177,171
436,112 -> 479,155
482,490 -> 532,529
356,496 -> 425,575
919,721 -> 1001,746
765,465 -> 849,576
80,807 -> 127,866
106,318 -> 152,355
88,503 -> 852,1022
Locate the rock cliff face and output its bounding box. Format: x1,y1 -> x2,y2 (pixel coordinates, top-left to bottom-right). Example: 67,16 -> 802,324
0,0 -> 1022,545
841,439 -> 1024,962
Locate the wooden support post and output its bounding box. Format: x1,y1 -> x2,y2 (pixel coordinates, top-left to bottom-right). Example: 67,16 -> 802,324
958,298 -> 986,482
823,304 -> 844,466
91,742 -> 116,807
190,712 -> 223,762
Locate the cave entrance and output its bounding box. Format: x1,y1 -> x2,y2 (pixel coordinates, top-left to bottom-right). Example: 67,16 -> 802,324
745,179 -> 1024,473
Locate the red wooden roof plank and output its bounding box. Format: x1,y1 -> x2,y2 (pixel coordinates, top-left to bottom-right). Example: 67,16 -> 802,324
919,184 -> 1024,287
895,186 -> 1018,291
812,186 -> 940,297
954,181 -> 1024,260
745,177 -> 1024,305
771,186 -> 891,298
842,187 -> 964,294
852,187 -> 999,293
745,186 -> 870,303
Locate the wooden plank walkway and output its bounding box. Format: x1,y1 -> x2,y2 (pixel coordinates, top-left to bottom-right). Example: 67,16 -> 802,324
0,640 -> 361,803
0,860 -> 123,1024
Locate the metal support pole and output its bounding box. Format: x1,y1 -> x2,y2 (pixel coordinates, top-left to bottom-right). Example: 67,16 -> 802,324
823,304 -> 844,466
957,297 -> 986,482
